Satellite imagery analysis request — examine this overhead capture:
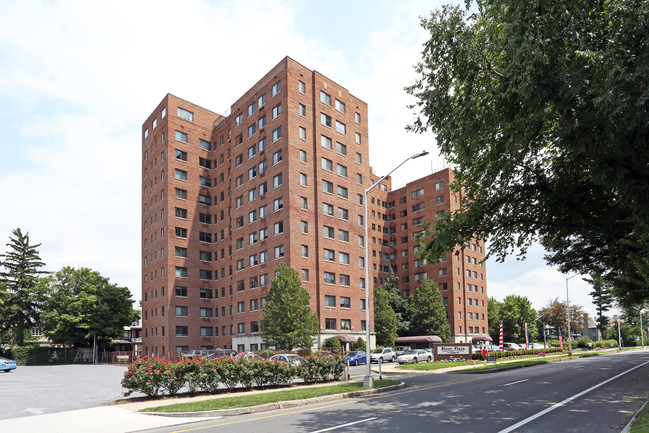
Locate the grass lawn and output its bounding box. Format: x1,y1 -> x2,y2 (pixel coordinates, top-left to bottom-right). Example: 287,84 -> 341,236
143,380 -> 400,413
630,402 -> 649,433
395,361 -> 474,370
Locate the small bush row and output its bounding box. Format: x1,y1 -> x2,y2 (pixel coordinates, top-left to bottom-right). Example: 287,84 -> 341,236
121,353 -> 346,398
470,347 -> 564,360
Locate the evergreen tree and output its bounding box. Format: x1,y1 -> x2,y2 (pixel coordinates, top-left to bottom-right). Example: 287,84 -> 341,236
259,263 -> 319,350
0,228 -> 48,346
408,279 -> 451,341
584,273 -> 614,333
373,287 -> 397,347
383,268 -> 410,336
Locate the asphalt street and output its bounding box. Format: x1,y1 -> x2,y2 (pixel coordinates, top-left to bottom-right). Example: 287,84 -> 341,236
141,350 -> 649,433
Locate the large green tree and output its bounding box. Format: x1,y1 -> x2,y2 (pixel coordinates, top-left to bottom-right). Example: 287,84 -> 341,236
408,279 -> 451,341
488,295 -> 538,344
0,228 -> 49,346
407,1 -> 649,308
584,273 -> 614,333
382,268 -> 411,336
373,287 -> 397,348
39,267 -> 138,349
259,263 -> 319,350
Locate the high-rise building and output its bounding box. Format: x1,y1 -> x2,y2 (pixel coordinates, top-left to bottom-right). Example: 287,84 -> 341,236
140,57 -> 487,359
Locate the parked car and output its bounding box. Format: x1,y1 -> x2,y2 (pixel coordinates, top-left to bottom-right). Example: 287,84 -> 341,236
269,354 -> 302,366
503,342 -> 523,351
370,347 -> 396,363
533,342 -> 550,349
0,357 -> 17,373
207,349 -> 237,359
395,346 -> 411,356
345,351 -> 367,366
181,350 -> 211,359
234,351 -> 262,360
396,349 -> 432,364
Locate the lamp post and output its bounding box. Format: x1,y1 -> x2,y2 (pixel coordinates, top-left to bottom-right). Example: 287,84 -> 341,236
565,273 -> 579,356
640,306 -> 644,349
363,150 -> 429,387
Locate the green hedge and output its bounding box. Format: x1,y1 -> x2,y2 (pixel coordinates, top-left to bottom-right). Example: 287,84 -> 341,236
121,353 -> 347,398
471,347 -> 563,360
10,346 -> 83,365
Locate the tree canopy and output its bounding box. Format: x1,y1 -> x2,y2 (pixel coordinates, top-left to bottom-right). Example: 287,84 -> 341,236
39,267 -> 138,349
407,0 -> 649,307
408,279 -> 451,341
382,269 -> 411,336
259,263 -> 319,350
0,228 -> 49,345
488,295 -> 538,343
537,298 -> 588,337
373,286 -> 397,347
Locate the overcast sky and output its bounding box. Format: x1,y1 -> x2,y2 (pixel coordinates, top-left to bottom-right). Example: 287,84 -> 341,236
0,0 -> 608,318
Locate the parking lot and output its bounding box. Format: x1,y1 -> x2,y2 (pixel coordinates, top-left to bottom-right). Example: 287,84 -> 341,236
0,364 -> 133,420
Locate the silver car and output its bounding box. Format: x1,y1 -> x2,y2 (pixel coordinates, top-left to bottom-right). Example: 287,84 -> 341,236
396,349 -> 432,364
269,354 -> 302,366
370,347 -> 396,363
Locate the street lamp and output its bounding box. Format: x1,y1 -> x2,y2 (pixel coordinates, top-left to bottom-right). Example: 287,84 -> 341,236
363,150 -> 429,388
566,273 -> 579,356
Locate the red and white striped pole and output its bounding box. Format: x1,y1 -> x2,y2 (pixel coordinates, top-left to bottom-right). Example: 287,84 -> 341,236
499,321 -> 504,350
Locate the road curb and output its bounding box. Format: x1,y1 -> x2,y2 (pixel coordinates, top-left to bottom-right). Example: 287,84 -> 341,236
139,382 -> 405,418
621,398 -> 649,433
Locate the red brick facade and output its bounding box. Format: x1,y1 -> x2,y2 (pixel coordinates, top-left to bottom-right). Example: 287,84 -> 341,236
141,57 -> 487,359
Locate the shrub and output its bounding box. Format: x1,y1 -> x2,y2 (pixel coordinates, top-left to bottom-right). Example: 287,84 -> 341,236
576,336 -> 591,348
322,337 -> 342,353
299,353 -> 345,383
121,357 -> 168,397
354,337 -> 366,351
193,358 -> 222,393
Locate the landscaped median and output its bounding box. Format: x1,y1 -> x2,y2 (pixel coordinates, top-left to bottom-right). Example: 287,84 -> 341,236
138,380 -> 402,417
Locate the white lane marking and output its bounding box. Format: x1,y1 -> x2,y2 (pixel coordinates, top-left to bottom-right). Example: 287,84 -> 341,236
310,417 -> 378,432
498,360 -> 649,433
504,379 -> 529,386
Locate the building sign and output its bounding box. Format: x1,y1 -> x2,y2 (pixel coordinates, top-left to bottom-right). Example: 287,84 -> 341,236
433,343 -> 472,361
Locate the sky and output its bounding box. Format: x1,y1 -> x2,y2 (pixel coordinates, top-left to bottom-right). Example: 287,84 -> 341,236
0,0 -> 608,318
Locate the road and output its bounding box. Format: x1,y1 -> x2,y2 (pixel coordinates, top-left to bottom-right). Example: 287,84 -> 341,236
143,350 -> 649,433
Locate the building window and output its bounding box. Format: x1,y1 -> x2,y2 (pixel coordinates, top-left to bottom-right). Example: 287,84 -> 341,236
335,99 -> 346,114
320,91 -> 331,105
299,103 -> 306,117
340,319 -> 351,330
200,308 -> 213,318
175,149 -> 187,161
321,135 -> 333,150
338,208 -> 349,220
302,269 -> 309,282
435,181 -> 445,190
175,207 -> 188,219
323,225 -> 335,239
273,173 -> 283,188
339,252 -> 350,265
323,248 -> 335,262
436,195 -> 445,204
322,180 -> 334,194
339,274 -> 350,286
336,164 -> 347,178
176,326 -> 188,337
356,153 -> 362,164
337,185 -> 348,199
199,139 -> 210,150
338,229 -> 349,242
272,103 -> 282,119
175,306 -> 188,317
301,245 -> 309,258
175,286 -> 188,297
271,80 -> 281,96
336,142 -> 347,156
272,126 -> 282,142
335,121 -> 346,135
355,132 -> 361,144
325,318 -> 336,330
355,112 -> 361,123
324,272 -> 335,285
272,149 -> 283,164
175,227 -> 188,238
300,196 -> 308,210
323,203 -> 334,216
299,126 -> 307,140
175,130 -> 188,143
300,149 -> 307,163
175,169 -> 187,181
325,295 -> 336,307
274,245 -> 285,259
273,197 -> 284,211
177,107 -> 193,122
412,188 -> 425,199
321,157 -> 333,171
298,80 -> 306,94
300,173 -> 307,186
258,93 -> 266,107
321,113 -> 332,127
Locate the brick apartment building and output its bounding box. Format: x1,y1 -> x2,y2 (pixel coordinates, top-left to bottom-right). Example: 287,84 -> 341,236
140,57 -> 487,359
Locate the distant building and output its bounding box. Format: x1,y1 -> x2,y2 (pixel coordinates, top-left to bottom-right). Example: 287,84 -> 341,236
140,57 -> 487,359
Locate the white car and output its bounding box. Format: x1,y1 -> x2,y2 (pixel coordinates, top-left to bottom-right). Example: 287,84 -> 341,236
396,349 -> 432,364
503,342 -> 523,351
370,347 -> 396,363
269,354 -> 302,366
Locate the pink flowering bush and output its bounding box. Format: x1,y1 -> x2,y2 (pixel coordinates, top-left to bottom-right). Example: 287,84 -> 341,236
299,353 -> 346,383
